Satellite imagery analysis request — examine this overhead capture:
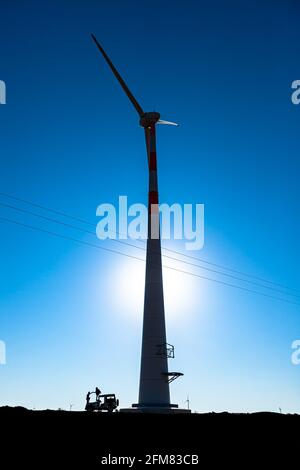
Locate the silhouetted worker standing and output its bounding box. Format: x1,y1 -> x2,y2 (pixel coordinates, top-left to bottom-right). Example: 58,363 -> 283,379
86,392 -> 90,404
95,387 -> 101,401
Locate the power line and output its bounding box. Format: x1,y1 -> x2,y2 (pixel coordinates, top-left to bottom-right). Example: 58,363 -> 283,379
1,199 -> 299,299
0,215 -> 299,307
1,190 -> 298,293
0,192 -> 96,228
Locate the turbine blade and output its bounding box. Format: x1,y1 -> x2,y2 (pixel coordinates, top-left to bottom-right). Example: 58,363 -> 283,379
157,119 -> 178,126
91,34 -> 144,117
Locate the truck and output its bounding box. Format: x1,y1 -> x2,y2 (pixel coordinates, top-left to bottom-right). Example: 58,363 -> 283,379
85,391 -> 119,413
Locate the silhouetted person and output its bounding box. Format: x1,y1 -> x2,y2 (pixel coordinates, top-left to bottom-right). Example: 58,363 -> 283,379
86,392 -> 90,404
95,387 -> 101,401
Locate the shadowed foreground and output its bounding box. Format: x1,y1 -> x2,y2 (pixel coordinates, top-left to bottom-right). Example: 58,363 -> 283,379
1,406 -> 299,465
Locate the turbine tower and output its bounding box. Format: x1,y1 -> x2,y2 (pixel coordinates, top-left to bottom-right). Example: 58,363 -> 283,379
91,35 -> 187,412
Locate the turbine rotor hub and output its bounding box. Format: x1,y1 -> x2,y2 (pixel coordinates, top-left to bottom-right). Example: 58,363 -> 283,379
140,111 -> 160,128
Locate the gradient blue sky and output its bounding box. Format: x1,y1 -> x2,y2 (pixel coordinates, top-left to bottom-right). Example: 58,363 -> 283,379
0,0 -> 300,412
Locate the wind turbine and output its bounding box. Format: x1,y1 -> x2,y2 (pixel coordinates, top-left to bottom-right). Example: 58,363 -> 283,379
91,34 -> 188,413
185,395 -> 190,410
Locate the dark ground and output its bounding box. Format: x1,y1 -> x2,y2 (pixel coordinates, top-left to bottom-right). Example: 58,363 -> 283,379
0,407 -> 299,466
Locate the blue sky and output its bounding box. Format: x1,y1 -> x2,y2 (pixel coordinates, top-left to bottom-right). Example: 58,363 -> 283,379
0,0 -> 300,412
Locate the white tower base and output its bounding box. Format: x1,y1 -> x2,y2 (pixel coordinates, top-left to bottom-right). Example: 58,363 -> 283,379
119,407 -> 191,414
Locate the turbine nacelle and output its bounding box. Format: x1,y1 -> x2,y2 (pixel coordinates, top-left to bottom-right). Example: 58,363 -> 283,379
139,112 -> 179,128
139,112 -> 161,128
